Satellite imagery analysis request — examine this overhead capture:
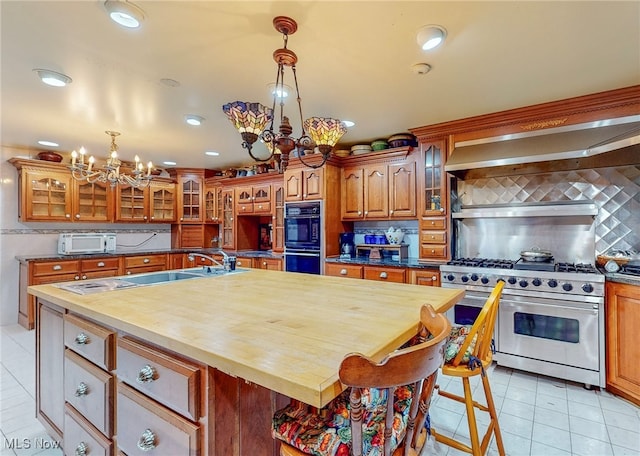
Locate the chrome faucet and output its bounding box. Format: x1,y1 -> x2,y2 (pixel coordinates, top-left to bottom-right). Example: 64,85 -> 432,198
187,252 -> 224,270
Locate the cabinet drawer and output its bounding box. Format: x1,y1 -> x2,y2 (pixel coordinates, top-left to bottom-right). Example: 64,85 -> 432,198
235,257 -> 253,268
64,313 -> 116,371
420,245 -> 448,259
363,266 -> 406,283
64,404 -> 114,456
32,272 -> 79,285
117,383 -> 201,456
258,258 -> 282,270
253,201 -> 271,213
421,231 -> 447,244
124,254 -> 166,269
125,264 -> 166,275
117,337 -> 202,421
325,263 -> 363,279
64,350 -> 114,437
422,218 -> 446,230
236,203 -> 254,214
81,258 -> 120,272
33,260 -> 80,277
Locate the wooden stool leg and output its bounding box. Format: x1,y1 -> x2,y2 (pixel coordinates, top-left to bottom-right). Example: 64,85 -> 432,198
462,378 -> 482,456
481,375 -> 505,456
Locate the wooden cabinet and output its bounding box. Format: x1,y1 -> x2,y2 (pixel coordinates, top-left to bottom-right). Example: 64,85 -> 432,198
256,258 -> 282,271
36,300 -> 65,440
606,281 -> 640,406
20,257 -> 121,330
204,181 -> 222,223
410,268 -> 441,287
236,183 -> 272,215
363,265 -> 407,283
272,183 -> 285,252
174,169 -> 206,223
116,180 -> 176,223
284,167 -> 324,201
417,139 -> 450,262
325,263 -> 364,279
221,189 -> 235,250
235,256 -> 254,268
124,254 -> 167,275
340,149 -> 417,220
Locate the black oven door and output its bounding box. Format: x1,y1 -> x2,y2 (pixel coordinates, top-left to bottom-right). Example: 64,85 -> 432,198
284,215 -> 321,250
284,250 -> 321,275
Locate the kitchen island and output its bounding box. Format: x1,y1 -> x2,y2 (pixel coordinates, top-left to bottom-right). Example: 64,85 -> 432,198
28,268 -> 463,455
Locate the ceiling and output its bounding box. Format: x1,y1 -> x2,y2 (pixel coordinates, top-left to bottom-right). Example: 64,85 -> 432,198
2,1 -> 639,171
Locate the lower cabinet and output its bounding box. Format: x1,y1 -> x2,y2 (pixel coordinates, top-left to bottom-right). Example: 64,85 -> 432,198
606,281 -> 640,406
325,262 -> 440,286
257,258 -> 282,270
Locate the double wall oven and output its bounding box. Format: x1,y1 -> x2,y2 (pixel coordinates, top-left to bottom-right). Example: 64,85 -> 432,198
442,202 -> 606,388
284,201 -> 323,274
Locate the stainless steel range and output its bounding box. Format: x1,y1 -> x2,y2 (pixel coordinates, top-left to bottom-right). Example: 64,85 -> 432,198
441,258 -> 605,388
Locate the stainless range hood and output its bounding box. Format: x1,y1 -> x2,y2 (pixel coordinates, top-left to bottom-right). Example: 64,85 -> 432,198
445,116 -> 640,179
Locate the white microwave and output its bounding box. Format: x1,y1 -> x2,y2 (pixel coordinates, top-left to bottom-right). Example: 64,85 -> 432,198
57,233 -> 117,255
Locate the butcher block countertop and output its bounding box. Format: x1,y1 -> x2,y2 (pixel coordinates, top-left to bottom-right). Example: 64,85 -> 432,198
28,269 -> 463,408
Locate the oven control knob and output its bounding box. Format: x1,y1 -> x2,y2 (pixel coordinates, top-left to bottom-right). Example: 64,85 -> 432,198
519,279 -> 528,288
548,279 -> 558,288
461,275 -> 469,283
507,277 -> 517,285
481,276 -> 490,284
562,282 -> 573,291
582,283 -> 594,293
446,274 -> 455,282
470,273 -> 479,281
532,278 -> 542,287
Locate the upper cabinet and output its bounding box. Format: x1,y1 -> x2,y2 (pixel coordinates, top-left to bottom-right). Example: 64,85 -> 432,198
10,159 -> 113,223
235,183 -> 272,215
284,167 -> 324,201
170,169 -> 216,224
204,180 -> 222,223
340,147 -> 417,221
116,179 -> 176,223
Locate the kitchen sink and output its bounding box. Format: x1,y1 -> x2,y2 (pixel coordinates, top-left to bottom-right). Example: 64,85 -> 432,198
56,267 -> 246,294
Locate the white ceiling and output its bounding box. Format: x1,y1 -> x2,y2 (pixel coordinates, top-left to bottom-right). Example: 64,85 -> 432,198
2,1 -> 639,171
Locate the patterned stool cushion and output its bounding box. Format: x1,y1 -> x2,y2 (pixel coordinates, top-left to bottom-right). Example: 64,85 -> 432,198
272,385 -> 414,456
444,324 -> 477,364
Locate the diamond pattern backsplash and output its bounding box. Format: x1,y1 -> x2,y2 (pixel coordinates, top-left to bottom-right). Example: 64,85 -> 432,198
457,165 -> 640,255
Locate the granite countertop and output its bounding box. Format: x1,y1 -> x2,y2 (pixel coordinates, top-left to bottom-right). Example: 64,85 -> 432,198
325,255 -> 443,269
16,248 -> 282,263
604,272 -> 640,286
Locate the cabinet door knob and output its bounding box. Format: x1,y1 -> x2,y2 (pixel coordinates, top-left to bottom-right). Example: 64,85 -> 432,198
137,429 -> 157,452
75,441 -> 88,456
364,211 -> 368,215
136,364 -> 157,384
263,261 -> 267,266
143,258 -> 150,264
150,216 -> 155,220
340,269 -> 347,275
97,261 -> 105,267
82,275 -> 87,280
143,215 -> 148,220
65,214 -> 71,218
432,276 -> 437,281
74,382 -> 89,397
75,214 -> 80,219
380,272 -> 388,279
390,210 -> 394,214
180,217 -> 184,221
74,332 -> 90,345
358,211 -> 362,215
74,275 -> 80,281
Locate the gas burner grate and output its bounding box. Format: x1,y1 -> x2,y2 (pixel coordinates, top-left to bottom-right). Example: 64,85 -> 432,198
620,264 -> 640,276
556,263 -> 599,274
448,258 -> 516,269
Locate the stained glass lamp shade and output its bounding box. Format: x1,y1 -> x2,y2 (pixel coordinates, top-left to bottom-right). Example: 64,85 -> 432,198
222,101 -> 273,152
304,117 -> 347,156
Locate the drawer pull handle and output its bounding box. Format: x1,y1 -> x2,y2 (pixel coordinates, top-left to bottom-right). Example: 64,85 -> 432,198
74,332 -> 90,345
136,364 -> 157,384
137,429 -> 157,452
143,258 -> 150,264
97,261 -> 105,267
75,442 -> 88,456
432,276 -> 437,281
380,272 -> 388,279
340,269 -> 347,275
75,382 -> 89,397
53,265 -> 62,271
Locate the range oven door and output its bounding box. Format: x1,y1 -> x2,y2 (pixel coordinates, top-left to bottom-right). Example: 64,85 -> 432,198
498,295 -> 600,371
444,290 -> 498,349
284,250 -> 321,275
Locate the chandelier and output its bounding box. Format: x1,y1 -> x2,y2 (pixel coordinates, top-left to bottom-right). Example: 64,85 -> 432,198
69,131 -> 153,188
222,16 -> 347,172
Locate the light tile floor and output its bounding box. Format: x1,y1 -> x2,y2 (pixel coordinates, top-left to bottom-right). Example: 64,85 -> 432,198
1,323 -> 639,456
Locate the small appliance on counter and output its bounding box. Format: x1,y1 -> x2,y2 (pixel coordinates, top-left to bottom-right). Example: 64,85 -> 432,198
339,232 -> 355,259
58,233 -> 117,255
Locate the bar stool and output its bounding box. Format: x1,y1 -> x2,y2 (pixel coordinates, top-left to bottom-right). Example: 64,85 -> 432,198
431,280 -> 506,456
272,304 -> 451,456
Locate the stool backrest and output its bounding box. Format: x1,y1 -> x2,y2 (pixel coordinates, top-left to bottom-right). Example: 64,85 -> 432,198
339,304 -> 450,456
448,280 -> 505,368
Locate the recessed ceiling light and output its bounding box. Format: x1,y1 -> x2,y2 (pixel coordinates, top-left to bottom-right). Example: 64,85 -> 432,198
37,140 -> 59,147
185,115 -> 204,126
342,120 -> 355,128
104,0 -> 145,28
205,151 -> 220,156
33,69 -> 72,87
267,83 -> 292,98
417,25 -> 447,51
163,161 -> 177,166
